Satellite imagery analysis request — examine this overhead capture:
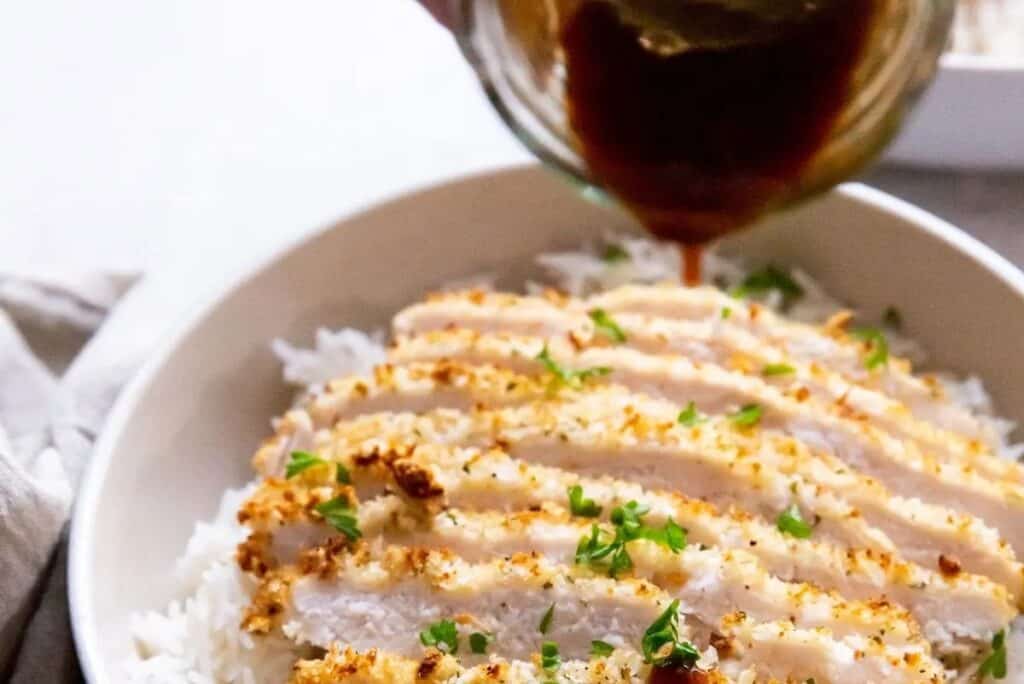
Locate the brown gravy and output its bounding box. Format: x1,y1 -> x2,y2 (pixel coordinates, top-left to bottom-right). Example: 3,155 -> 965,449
649,665 -> 711,684
560,1 -> 878,282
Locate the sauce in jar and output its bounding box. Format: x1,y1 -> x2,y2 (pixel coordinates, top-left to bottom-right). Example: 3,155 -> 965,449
561,1 -> 878,283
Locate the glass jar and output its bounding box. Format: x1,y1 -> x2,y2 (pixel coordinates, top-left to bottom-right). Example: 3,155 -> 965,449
449,0 -> 956,222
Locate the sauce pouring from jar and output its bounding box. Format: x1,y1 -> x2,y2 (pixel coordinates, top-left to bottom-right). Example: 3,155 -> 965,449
559,0 -> 880,284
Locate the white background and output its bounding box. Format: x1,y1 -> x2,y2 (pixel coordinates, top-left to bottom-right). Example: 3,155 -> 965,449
0,1 -> 528,276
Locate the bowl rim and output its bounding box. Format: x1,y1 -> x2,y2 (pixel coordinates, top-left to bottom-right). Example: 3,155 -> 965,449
942,51 -> 1024,72
67,166 -> 1024,683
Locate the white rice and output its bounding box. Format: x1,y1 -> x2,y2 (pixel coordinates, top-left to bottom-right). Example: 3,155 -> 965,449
270,328 -> 386,395
952,0 -> 1024,60
122,485 -> 302,684
123,236 -> 1023,683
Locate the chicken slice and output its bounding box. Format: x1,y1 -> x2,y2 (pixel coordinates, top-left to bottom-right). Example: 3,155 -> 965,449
265,545 -> 943,684
243,488 -> 925,648
588,284 -> 999,446
288,645 -> 739,684
241,447 -> 1015,657
271,393 -> 1022,602
387,330 -> 1024,560
394,291 -> 1021,486
254,359 -> 1023,602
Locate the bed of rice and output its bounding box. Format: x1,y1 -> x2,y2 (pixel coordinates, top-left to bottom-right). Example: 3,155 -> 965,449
122,236 -> 1024,684
953,0 -> 1024,60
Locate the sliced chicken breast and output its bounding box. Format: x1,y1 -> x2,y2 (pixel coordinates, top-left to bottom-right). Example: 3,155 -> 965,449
289,645 -> 736,684
263,395 -> 1022,601
240,283 -> 1022,683
242,489 -> 929,647
298,633 -> 1016,684
589,284 -> 1000,445
387,330 -> 1024,559
240,447 -> 1015,657
262,545 -> 944,684
394,291 -> 1022,485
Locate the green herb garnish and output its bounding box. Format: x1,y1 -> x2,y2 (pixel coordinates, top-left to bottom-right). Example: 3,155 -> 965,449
568,485 -> 602,518
776,504 -> 813,539
469,632 -> 493,654
590,640 -> 615,658
611,500 -> 650,537
978,629 -> 1007,680
575,503 -> 686,577
314,496 -> 361,541
852,327 -> 889,370
589,308 -> 627,343
730,265 -> 803,308
721,306 -> 732,319
602,244 -> 629,264
575,524 -> 632,577
730,403 -> 763,427
420,619 -> 458,654
539,603 -> 555,634
536,346 -> 612,389
641,600 -> 701,669
677,401 -> 705,427
640,518 -> 687,552
286,451 -> 326,478
541,641 -> 561,673
762,363 -> 795,377
335,463 -> 351,484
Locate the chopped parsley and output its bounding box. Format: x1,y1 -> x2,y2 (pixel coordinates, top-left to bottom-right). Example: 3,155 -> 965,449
762,363 -> 795,377
611,500 -> 651,538
576,503 -> 686,577
883,306 -> 902,331
589,308 -> 627,343
776,504 -> 813,539
641,599 -> 701,669
419,619 -> 459,654
641,518 -> 687,552
286,451 -> 326,478
469,631 -> 493,654
568,485 -> 603,518
721,306 -> 732,319
590,640 -> 615,658
576,524 -> 633,577
335,463 -> 351,484
730,265 -> 803,308
602,243 -> 630,264
852,327 -> 889,370
541,641 -> 561,673
677,401 -> 706,427
978,629 -> 1007,680
536,346 -> 611,389
730,403 -> 763,427
539,603 -> 555,634
314,496 -> 361,541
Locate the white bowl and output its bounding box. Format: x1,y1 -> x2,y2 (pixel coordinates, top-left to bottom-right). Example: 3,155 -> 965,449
887,54 -> 1024,169
69,164 -> 1024,682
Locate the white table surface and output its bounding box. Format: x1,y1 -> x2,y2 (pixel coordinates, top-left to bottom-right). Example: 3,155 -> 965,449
1,0 -> 1021,289
0,0 -> 528,280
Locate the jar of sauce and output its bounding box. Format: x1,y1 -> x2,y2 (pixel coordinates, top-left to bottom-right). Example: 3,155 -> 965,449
450,0 -> 954,282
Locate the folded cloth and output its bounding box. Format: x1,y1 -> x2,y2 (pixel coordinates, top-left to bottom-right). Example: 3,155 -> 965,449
0,271 -> 138,682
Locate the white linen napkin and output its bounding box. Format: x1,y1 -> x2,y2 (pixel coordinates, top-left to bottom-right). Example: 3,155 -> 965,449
0,271 -> 139,682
